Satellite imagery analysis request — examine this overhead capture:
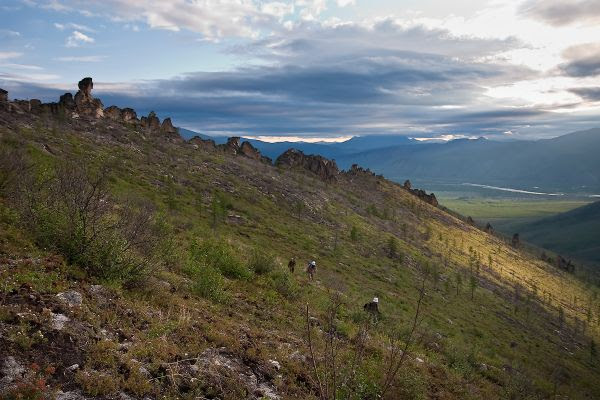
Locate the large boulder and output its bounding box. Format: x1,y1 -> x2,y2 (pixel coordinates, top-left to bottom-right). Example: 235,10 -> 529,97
275,148 -> 339,182
74,77 -> 104,118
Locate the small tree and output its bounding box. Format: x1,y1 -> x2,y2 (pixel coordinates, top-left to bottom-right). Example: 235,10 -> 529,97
469,275 -> 478,300
350,225 -> 359,242
455,271 -> 462,296
387,236 -> 398,258
591,339 -> 597,364
211,190 -> 227,231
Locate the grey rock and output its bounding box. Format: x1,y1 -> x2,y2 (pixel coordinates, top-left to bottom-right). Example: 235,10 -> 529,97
1,356 -> 24,385
57,290 -> 83,307
56,390 -> 86,400
51,313 -> 70,330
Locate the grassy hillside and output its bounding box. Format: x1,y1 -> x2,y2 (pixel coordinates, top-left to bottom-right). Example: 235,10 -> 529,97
1,109 -> 600,399
514,201 -> 600,264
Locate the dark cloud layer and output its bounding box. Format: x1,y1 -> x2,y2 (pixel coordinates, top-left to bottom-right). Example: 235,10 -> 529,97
1,19 -> 598,140
520,0 -> 600,26
570,87 -> 600,102
559,44 -> 600,77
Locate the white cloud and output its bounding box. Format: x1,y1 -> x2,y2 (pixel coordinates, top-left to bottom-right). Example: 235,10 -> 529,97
54,22 -> 95,32
262,2 -> 294,19
65,30 -> 94,47
295,0 -> 327,20
55,55 -> 106,62
76,0 -> 270,39
336,0 -> 355,7
0,51 -> 23,61
0,29 -> 21,37
0,63 -> 43,70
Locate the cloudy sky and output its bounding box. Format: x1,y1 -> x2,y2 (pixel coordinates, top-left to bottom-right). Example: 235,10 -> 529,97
1,0 -> 600,140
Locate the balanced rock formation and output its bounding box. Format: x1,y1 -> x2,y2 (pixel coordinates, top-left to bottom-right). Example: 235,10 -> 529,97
275,149 -> 339,182
402,179 -> 438,207
74,77 -> 104,118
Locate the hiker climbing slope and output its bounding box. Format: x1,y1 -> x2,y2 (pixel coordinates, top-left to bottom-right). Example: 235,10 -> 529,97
307,260 -> 316,281
364,297 -> 380,318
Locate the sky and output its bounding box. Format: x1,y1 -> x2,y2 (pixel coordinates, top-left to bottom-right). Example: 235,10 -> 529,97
1,0 -> 600,141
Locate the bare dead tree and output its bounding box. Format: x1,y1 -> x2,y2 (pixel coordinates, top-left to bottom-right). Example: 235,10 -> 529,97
380,276 -> 427,397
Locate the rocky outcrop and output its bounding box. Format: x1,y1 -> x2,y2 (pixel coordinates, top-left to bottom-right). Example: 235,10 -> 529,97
511,233 -> 520,248
402,179 -> 438,207
189,136 -> 217,151
160,117 -> 178,136
221,137 -> 241,154
556,255 -> 575,273
59,93 -> 76,110
141,111 -> 161,132
0,89 -> 8,112
485,222 -> 494,233
104,105 -> 138,124
240,141 -> 272,163
74,77 -> 104,118
0,77 -> 185,140
121,108 -> 137,122
275,149 -> 339,182
346,164 -> 376,177
104,105 -> 122,120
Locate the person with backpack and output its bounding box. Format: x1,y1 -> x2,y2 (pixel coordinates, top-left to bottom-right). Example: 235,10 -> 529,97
288,257 -> 296,273
363,296 -> 380,318
307,260 -> 316,280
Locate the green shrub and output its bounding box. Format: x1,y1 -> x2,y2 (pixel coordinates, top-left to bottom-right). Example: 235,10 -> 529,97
185,260 -> 227,302
190,239 -> 250,280
247,249 -> 277,275
270,269 -> 300,299
12,160 -> 162,283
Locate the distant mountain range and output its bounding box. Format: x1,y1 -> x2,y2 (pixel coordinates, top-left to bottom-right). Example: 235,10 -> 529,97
178,127 -> 600,193
514,201 -> 600,264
